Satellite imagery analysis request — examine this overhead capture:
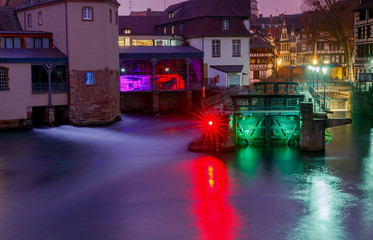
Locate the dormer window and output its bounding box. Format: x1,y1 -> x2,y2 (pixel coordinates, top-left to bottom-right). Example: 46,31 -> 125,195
123,29 -> 131,34
82,7 -> 93,21
169,12 -> 174,19
222,19 -> 229,30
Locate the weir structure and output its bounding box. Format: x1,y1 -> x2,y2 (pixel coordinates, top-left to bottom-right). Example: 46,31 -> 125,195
188,81 -> 352,152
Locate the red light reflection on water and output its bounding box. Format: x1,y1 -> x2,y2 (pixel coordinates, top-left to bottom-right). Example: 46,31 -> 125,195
190,157 -> 242,240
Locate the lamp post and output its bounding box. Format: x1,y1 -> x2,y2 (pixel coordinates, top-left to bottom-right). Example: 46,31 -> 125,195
322,67 -> 328,110
315,67 -> 320,91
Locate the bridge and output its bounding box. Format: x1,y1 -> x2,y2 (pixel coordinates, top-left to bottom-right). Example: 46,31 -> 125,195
188,81 -> 352,152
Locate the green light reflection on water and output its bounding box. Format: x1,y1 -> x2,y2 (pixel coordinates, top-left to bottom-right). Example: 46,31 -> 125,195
234,146 -> 304,177
361,129 -> 373,233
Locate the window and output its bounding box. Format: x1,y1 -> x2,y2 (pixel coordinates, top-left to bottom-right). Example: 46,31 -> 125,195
222,19 -> 229,30
232,40 -> 241,57
85,72 -> 94,85
123,29 -> 131,34
180,23 -> 184,34
0,67 -> 9,91
82,7 -> 93,21
360,10 -> 366,21
118,37 -> 130,46
38,12 -> 42,25
212,40 -> 220,57
0,37 -> 21,48
24,37 -> 49,48
169,12 -> 174,19
164,26 -> 167,34
32,65 -> 48,93
109,9 -> 112,23
28,14 -> 32,27
171,25 -> 175,35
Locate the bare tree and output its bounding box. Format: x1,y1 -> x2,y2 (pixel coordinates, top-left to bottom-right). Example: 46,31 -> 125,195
302,0 -> 359,80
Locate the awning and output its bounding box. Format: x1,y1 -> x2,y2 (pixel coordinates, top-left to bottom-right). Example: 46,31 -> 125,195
210,65 -> 243,73
0,48 -> 67,63
119,46 -> 203,59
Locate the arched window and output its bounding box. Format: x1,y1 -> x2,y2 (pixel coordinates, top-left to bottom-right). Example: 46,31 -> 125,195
0,66 -> 9,90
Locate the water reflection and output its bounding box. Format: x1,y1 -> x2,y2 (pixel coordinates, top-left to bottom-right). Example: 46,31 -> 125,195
189,157 -> 242,240
289,170 -> 355,240
233,146 -> 305,177
361,130 -> 373,236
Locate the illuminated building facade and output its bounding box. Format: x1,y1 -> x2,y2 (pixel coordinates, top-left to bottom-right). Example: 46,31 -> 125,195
119,0 -> 251,91
354,0 -> 373,81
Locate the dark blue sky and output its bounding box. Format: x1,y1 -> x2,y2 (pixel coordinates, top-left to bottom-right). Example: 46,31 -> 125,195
118,0 -> 302,17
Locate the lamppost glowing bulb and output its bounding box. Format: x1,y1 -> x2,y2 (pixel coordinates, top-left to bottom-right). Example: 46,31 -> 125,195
322,67 -> 327,74
208,121 -> 213,126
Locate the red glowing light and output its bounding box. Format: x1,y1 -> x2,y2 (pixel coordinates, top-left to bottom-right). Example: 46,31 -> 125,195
188,105 -> 230,148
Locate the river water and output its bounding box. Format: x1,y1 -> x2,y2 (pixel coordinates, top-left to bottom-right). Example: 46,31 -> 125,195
0,113 -> 372,240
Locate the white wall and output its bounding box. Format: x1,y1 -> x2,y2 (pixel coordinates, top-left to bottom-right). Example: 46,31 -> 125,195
189,36 -> 250,87
0,63 -> 68,120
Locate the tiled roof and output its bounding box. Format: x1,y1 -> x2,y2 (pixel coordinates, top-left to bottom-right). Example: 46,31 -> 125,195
119,0 -> 250,37
251,36 -> 274,49
16,0 -> 120,10
353,1 -> 373,11
0,7 -> 22,31
157,0 -> 249,25
118,16 -> 161,35
0,48 -> 67,62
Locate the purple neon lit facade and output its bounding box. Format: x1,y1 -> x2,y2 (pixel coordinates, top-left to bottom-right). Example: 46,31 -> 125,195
119,58 -> 203,92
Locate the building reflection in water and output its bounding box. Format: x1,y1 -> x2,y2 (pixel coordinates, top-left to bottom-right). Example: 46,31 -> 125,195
189,157 -> 243,240
288,170 -> 355,240
361,130 -> 373,236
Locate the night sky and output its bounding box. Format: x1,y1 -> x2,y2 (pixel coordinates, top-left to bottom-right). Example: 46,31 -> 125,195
118,0 -> 303,17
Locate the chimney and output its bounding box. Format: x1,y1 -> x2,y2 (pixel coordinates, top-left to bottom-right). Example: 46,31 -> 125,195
147,8 -> 151,12
259,14 -> 263,18
270,15 -> 273,23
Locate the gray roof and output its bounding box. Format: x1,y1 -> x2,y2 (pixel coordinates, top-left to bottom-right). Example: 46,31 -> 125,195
0,7 -> 22,31
119,46 -> 203,58
251,36 -> 274,49
0,48 -> 67,63
16,0 -> 120,10
210,65 -> 243,73
0,30 -> 52,34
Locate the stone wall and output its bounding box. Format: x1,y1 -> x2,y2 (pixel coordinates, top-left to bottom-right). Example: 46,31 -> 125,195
120,90 -> 197,113
0,119 -> 32,130
69,68 -> 121,125
350,85 -> 373,114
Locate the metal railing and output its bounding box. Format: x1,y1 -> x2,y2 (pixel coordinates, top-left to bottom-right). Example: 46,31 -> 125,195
231,94 -> 305,112
32,83 -> 48,93
32,82 -> 67,93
